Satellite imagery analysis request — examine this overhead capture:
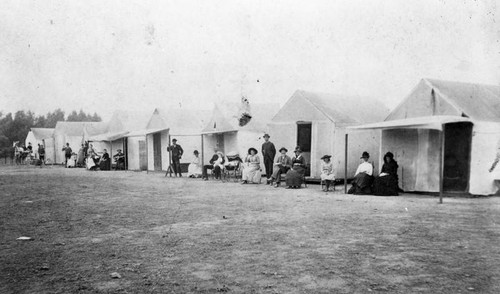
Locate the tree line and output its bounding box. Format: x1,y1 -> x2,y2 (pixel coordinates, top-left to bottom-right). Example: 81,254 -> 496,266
0,109 -> 101,158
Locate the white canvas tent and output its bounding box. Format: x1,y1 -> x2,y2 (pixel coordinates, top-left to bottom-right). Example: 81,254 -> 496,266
54,121 -> 108,164
201,102 -> 279,175
349,79 -> 500,196
268,90 -> 390,179
145,108 -> 209,172
24,128 -> 55,163
87,110 -> 151,170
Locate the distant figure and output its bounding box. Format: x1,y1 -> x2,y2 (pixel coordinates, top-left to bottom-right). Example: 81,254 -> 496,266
320,155 -> 335,191
285,147 -> 307,189
203,151 -> 225,180
99,149 -> 110,170
270,147 -> 292,187
241,147 -> 261,184
113,149 -> 125,170
27,142 -> 33,154
261,134 -> 276,184
348,151 -> 374,195
83,141 -> 89,158
188,150 -> 202,178
167,138 -> 184,177
77,144 -> 86,167
374,152 -> 399,196
62,143 -> 72,167
37,143 -> 45,167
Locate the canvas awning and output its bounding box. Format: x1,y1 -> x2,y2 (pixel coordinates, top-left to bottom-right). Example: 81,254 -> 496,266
347,115 -> 472,131
125,128 -> 169,137
87,131 -> 130,141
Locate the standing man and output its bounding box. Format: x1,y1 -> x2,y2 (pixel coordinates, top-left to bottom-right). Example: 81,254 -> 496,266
261,133 -> 276,184
62,143 -> 72,167
38,143 -> 45,167
167,138 -> 184,177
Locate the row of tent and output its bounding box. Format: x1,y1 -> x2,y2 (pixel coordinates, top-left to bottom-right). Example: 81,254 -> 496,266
25,78 -> 500,195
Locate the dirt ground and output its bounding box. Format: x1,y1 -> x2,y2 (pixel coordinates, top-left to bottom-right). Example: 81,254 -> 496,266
1,165 -> 500,293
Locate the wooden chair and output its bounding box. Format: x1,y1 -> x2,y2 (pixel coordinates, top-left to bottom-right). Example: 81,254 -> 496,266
320,179 -> 336,191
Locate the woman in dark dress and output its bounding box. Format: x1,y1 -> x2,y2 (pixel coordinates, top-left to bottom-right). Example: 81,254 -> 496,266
374,152 -> 399,196
285,147 -> 306,189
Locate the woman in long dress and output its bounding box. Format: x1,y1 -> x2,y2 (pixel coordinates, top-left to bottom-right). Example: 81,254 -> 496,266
188,150 -> 202,178
77,144 -> 85,167
374,152 -> 399,196
285,147 -> 307,189
320,155 -> 335,191
241,147 -> 261,184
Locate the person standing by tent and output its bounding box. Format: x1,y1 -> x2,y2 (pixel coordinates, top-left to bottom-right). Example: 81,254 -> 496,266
38,143 -> 45,167
262,134 -> 276,184
167,138 -> 184,177
62,143 -> 72,167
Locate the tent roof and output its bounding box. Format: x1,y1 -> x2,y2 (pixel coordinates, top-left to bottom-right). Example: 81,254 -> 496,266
149,108 -> 209,134
202,102 -> 279,134
273,90 -> 390,124
30,128 -> 54,140
348,115 -> 472,131
388,78 -> 500,122
108,109 -> 153,132
54,121 -> 108,136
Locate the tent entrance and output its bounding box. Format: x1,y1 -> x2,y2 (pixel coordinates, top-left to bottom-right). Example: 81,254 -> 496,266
443,122 -> 472,192
215,133 -> 225,153
297,122 -> 312,176
139,140 -> 147,171
153,133 -> 162,171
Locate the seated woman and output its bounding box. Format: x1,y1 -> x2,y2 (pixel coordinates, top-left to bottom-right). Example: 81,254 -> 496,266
348,151 -> 374,195
373,152 -> 399,196
271,147 -> 292,187
113,149 -> 125,170
203,151 -> 225,180
320,155 -> 335,191
285,147 -> 307,189
188,150 -> 203,178
99,149 -> 111,171
241,147 -> 261,184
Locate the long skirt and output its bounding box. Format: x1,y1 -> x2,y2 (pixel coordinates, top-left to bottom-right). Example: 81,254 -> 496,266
99,159 -> 111,171
242,165 -> 261,183
86,157 -> 95,170
187,163 -> 202,177
348,173 -> 373,194
77,151 -> 85,166
320,173 -> 335,181
373,175 -> 399,196
286,166 -> 305,187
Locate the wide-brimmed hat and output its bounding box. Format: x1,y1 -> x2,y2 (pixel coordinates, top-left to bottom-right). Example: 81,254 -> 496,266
294,146 -> 302,153
172,138 -> 177,142
263,134 -> 270,138
279,147 -> 288,153
321,155 -> 332,160
248,147 -> 258,154
384,152 -> 394,159
361,151 -> 370,159
193,150 -> 199,154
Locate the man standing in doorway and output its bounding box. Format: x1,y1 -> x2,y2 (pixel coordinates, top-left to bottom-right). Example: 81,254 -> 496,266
262,133 -> 276,184
167,138 -> 184,177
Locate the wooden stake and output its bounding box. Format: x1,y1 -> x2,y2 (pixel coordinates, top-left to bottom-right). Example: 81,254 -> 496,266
345,133 -> 348,194
439,129 -> 445,204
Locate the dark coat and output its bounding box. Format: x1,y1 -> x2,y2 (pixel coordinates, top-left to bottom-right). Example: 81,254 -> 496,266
262,141 -> 276,161
167,144 -> 184,160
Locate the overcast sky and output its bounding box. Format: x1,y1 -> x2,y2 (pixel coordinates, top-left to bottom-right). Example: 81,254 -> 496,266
1,0 -> 499,120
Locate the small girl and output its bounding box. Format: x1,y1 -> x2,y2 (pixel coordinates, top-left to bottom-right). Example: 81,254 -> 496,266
320,155 -> 335,191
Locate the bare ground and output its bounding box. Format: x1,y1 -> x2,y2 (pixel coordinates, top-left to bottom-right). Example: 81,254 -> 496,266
1,165 -> 500,293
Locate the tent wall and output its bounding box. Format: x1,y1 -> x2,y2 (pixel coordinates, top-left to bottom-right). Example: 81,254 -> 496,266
42,138 -> 56,164
381,129 -> 441,192
147,134 -> 154,171
337,128 -> 381,179
55,135 -> 83,164
469,122 -> 500,195
126,136 -> 145,170
167,134 -> 203,166
24,132 -> 37,149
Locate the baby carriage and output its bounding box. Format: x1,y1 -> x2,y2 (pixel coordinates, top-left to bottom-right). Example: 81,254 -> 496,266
66,152 -> 77,168
224,152 -> 243,182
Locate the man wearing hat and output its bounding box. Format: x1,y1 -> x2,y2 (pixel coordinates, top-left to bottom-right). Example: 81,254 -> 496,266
261,134 -> 276,184
167,138 -> 184,177
270,147 -> 292,187
348,151 -> 374,194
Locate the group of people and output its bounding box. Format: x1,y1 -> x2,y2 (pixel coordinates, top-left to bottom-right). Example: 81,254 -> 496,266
348,151 -> 400,196
13,142 -> 45,166
61,142 -> 125,171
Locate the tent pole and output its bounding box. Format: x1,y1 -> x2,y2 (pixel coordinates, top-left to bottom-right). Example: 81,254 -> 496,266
344,133 -> 348,194
146,135 -> 149,174
439,129 -> 445,204
201,134 -> 204,166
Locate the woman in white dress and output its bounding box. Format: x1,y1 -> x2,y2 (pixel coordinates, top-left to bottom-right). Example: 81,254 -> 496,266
320,155 -> 335,191
241,147 -> 261,184
188,150 -> 202,178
